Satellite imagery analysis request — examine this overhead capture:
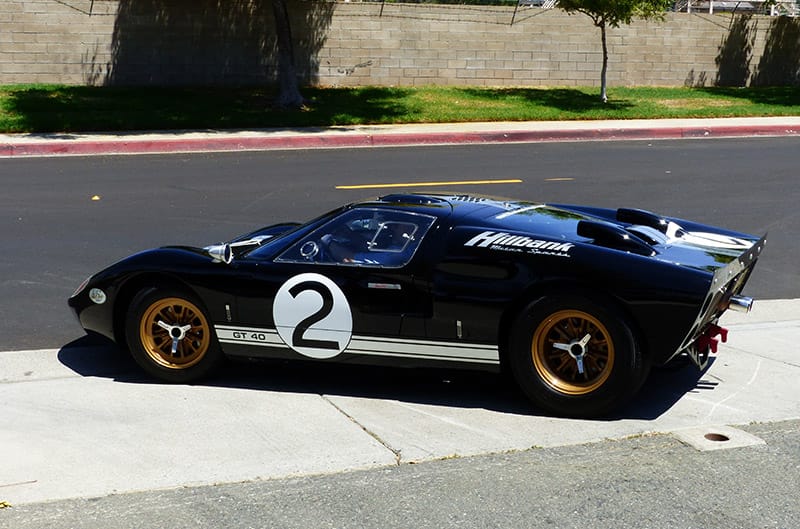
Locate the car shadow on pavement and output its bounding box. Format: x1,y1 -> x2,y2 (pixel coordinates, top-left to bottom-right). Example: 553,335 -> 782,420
615,358 -> 717,420
58,336 -> 712,421
57,335 -> 145,380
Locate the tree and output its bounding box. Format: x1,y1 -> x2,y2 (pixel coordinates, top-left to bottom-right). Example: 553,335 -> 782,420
557,0 -> 672,102
272,0 -> 305,109
109,1 -> 333,110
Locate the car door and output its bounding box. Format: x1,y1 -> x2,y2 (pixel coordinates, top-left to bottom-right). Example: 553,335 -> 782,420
217,208 -> 437,364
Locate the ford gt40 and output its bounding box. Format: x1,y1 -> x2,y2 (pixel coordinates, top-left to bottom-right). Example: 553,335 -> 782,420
69,193 -> 765,417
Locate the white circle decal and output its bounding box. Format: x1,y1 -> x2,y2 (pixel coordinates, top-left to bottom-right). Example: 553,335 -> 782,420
273,273 -> 353,359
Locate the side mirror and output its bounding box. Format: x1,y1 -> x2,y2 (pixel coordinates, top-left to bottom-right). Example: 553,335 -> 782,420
206,244 -> 233,264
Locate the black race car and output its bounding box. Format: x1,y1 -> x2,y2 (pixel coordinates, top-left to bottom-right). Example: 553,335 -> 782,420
69,193 -> 765,417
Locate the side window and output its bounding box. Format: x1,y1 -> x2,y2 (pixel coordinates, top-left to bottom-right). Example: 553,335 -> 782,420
368,222 -> 418,253
276,209 -> 435,268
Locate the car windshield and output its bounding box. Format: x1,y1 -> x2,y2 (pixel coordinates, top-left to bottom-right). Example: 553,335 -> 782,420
244,208 -> 345,259
275,208 -> 436,268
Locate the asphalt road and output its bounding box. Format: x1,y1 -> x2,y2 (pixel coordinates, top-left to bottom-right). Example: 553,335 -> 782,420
2,137 -> 799,350
2,137 -> 799,525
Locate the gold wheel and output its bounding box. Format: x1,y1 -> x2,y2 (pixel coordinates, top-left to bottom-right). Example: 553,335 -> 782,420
531,309 -> 615,396
138,297 -> 210,370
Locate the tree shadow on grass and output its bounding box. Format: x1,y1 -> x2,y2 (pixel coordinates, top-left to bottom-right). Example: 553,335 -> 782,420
695,86 -> 800,107
455,87 -> 634,114
2,85 -> 631,134
1,85 -> 415,134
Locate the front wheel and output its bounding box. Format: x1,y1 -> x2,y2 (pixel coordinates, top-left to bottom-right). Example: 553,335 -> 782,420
509,295 -> 647,418
125,288 -> 223,383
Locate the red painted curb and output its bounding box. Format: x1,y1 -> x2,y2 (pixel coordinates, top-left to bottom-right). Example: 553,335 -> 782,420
1,124 -> 797,157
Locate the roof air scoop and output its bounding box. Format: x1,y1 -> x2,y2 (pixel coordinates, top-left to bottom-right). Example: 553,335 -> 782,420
379,194 -> 447,205
577,220 -> 655,256
616,208 -> 668,232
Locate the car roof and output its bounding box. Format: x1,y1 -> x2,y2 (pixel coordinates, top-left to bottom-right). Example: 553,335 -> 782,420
356,193 -> 545,222
353,193 -> 607,242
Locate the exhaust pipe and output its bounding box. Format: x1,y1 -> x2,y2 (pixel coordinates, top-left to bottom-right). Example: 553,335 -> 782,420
729,295 -> 754,313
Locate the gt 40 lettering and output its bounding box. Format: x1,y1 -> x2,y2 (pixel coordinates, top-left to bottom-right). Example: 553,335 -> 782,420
233,331 -> 269,341
215,326 -> 283,346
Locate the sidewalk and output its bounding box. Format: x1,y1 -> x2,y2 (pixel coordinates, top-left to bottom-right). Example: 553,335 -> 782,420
2,116 -> 800,157
2,299 -> 799,505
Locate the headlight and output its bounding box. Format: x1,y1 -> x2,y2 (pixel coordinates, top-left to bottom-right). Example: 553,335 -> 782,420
89,288 -> 107,305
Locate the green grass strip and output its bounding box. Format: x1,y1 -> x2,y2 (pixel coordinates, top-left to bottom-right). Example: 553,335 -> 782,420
1,85 -> 798,134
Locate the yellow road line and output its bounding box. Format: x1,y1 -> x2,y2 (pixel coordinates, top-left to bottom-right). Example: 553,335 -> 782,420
544,177 -> 575,182
336,179 -> 523,190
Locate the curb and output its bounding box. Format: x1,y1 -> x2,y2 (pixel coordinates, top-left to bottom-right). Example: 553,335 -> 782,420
1,122 -> 798,157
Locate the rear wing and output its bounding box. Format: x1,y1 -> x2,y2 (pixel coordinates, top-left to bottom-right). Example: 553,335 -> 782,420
674,233 -> 767,368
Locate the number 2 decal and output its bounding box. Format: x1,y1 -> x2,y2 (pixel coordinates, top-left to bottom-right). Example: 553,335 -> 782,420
273,273 -> 353,359
289,281 -> 339,351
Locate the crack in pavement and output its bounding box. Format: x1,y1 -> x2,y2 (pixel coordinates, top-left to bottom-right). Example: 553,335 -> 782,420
320,394 -> 403,465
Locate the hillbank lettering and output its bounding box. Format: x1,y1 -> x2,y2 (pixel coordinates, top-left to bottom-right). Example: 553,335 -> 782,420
464,231 -> 575,256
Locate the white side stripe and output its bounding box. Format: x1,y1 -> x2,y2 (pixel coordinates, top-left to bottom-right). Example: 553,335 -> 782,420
214,325 -> 499,365
347,335 -> 498,363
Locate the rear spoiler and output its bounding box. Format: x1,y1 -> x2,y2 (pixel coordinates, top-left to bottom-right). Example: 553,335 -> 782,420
673,233 -> 767,369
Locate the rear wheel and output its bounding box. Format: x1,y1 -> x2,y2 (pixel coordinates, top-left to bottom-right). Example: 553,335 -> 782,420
125,288 -> 223,383
509,295 -> 647,418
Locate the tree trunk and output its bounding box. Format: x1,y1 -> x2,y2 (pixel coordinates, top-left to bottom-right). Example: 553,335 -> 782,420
271,0 -> 304,109
599,20 -> 608,103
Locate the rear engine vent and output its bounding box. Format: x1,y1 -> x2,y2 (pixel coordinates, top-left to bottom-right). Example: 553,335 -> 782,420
577,220 -> 655,256
616,208 -> 668,232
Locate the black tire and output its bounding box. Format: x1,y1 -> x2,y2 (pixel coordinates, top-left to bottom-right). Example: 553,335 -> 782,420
509,294 -> 648,418
125,287 -> 223,383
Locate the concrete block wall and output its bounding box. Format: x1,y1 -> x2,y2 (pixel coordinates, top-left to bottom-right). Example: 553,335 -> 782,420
0,0 -> 118,84
0,1 -> 795,87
